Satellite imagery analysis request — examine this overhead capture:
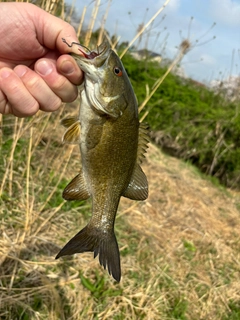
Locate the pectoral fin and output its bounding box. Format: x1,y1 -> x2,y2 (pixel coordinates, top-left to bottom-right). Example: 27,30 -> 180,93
61,116 -> 78,128
62,120 -> 81,144
123,164 -> 148,200
63,170 -> 90,201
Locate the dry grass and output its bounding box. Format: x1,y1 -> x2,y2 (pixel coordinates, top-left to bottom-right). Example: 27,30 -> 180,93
1,0 -> 240,319
1,109 -> 240,319
121,143 -> 240,319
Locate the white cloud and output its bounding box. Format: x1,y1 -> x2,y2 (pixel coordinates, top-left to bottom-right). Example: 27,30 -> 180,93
209,0 -> 240,26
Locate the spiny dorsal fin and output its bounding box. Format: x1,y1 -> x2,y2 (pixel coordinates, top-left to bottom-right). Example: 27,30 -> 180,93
63,170 -> 90,201
62,120 -> 81,144
61,116 -> 78,128
137,122 -> 149,164
123,164 -> 148,201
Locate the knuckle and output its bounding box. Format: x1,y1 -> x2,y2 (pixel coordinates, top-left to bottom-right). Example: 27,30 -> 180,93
0,89 -> 13,115
51,98 -> 62,111
0,87 -> 39,117
25,76 -> 41,91
22,102 -> 39,116
52,76 -> 67,91
61,87 -> 78,103
40,96 -> 62,112
50,77 -> 78,102
12,101 -> 39,117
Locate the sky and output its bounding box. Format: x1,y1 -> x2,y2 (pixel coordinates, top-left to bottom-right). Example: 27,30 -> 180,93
71,0 -> 240,84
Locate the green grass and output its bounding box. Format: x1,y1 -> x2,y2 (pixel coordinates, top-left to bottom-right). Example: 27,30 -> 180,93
1,126 -> 240,319
222,301 -> 240,320
1,1 -> 240,319
121,53 -> 240,190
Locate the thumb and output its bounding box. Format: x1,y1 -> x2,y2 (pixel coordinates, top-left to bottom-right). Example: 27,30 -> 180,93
33,4 -> 79,53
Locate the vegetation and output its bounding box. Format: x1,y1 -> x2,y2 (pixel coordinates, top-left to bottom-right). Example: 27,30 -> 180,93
1,112 -> 240,319
1,0 -> 240,320
121,54 -> 240,189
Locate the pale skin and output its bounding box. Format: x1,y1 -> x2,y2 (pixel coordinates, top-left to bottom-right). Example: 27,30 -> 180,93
0,2 -> 84,117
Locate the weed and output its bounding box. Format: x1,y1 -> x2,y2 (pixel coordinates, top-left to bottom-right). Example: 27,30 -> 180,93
222,300 -> 240,320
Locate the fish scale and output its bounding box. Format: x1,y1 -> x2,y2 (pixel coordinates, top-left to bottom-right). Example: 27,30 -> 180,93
56,39 -> 149,282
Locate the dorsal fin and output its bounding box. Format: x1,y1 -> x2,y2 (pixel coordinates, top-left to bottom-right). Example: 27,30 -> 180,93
137,122 -> 149,164
62,120 -> 81,144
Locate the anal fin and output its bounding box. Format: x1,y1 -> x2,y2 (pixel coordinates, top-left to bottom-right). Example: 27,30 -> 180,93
63,170 -> 90,201
123,164 -> 148,200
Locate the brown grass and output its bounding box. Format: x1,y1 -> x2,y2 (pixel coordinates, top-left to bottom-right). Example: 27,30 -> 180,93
121,143 -> 240,319
1,108 -> 240,319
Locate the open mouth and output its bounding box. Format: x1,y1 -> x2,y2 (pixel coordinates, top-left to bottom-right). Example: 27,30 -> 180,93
78,47 -> 99,59
62,38 -> 106,60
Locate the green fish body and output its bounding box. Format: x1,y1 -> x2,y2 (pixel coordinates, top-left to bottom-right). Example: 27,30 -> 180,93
56,41 -> 149,282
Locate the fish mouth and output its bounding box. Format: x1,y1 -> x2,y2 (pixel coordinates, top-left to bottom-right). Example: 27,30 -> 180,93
62,38 -> 110,63
77,44 -> 105,60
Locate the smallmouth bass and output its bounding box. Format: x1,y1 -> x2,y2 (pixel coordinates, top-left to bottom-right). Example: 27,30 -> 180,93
56,39 -> 149,282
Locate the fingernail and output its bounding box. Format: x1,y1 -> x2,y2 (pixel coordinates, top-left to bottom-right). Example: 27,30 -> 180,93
15,65 -> 27,78
35,60 -> 54,76
60,60 -> 75,75
0,69 -> 11,79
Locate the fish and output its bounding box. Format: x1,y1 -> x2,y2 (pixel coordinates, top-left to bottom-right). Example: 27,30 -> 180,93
55,39 -> 149,282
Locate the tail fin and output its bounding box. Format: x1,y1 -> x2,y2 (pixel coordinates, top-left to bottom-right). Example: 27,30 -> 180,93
55,226 -> 121,282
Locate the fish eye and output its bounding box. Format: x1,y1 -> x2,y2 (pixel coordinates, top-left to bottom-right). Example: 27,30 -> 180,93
113,66 -> 123,77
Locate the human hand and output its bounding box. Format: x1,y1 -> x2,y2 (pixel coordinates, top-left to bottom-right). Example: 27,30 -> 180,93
0,2 -> 83,117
